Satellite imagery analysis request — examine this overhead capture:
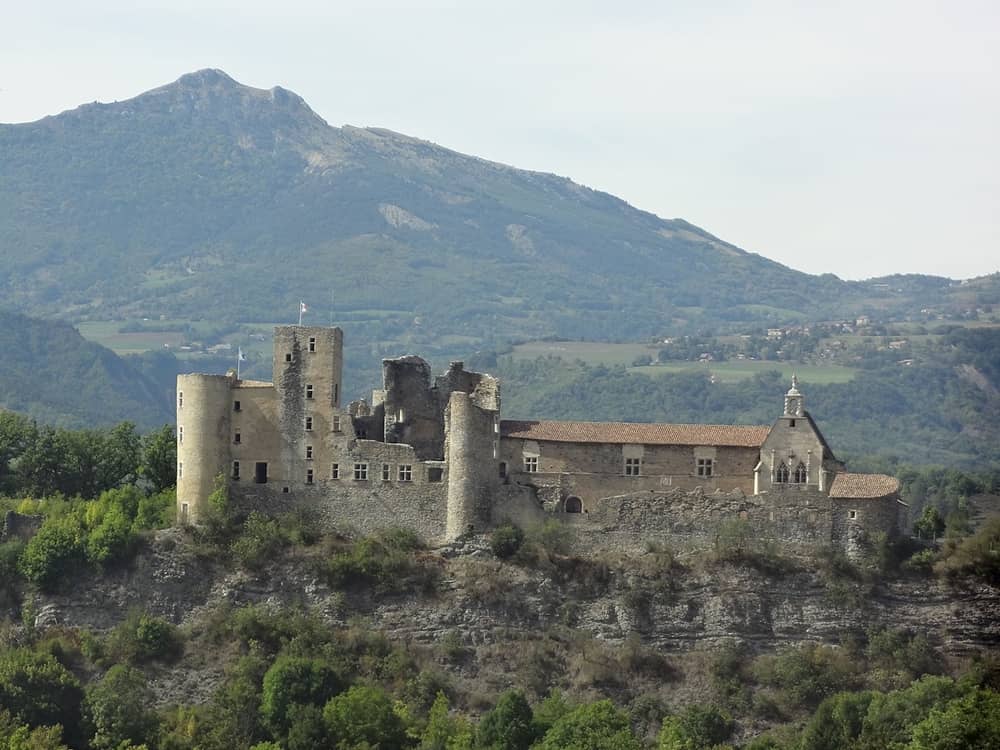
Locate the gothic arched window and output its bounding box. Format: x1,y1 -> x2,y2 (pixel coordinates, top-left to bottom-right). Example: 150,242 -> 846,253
775,462 -> 790,483
793,462 -> 808,484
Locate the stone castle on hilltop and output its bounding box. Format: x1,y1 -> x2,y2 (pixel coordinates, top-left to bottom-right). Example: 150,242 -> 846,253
176,326 -> 904,557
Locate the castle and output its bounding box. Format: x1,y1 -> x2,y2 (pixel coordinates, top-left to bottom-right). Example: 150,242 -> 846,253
176,326 -> 904,556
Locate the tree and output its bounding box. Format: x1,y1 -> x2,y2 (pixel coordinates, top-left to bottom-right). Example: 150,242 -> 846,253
85,665 -> 156,749
796,691 -> 873,750
141,424 -> 177,493
476,690 -> 535,750
658,705 -> 734,750
914,507 -> 945,541
534,700 -> 642,750
0,650 -> 83,744
260,656 -> 342,737
322,684 -> 407,749
908,688 -> 1000,750
18,517 -> 86,590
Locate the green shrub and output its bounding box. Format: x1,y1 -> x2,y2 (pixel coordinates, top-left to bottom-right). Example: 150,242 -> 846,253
323,684 -> 407,749
934,518 -> 1000,583
322,529 -> 437,593
18,517 -> 85,590
260,655 -> 342,737
491,523 -> 525,559
105,610 -> 182,665
658,704 -> 734,750
752,644 -> 863,711
231,512 -> 288,569
86,505 -> 135,565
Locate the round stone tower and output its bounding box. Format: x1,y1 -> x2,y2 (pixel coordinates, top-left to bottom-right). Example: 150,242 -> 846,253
445,391 -> 496,540
176,373 -> 233,524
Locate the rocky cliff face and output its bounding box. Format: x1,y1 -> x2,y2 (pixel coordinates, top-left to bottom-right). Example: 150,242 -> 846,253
27,529 -> 1000,709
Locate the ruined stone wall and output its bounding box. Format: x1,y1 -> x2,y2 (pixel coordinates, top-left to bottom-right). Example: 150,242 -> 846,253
499,439 -> 758,511
232,457 -> 450,544
382,357 -> 444,460
1,511 -> 42,543
563,486 -> 835,556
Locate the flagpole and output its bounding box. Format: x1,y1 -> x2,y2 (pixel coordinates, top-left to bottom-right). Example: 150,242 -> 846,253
236,349 -> 241,380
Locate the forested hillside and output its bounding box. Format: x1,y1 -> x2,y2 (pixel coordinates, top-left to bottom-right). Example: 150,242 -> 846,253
0,311 -> 173,429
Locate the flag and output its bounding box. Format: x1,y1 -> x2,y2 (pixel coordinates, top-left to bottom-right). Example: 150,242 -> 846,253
299,301 -> 308,313
238,347 -> 247,362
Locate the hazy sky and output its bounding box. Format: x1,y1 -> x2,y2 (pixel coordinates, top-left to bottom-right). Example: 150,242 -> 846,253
2,1 -> 997,280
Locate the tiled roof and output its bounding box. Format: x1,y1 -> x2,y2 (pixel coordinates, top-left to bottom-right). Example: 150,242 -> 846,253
829,473 -> 900,499
499,420 -> 770,448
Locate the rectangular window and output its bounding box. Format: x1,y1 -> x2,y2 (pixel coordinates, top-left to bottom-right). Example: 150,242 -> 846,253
178,426 -> 183,443
306,468 -> 314,484
696,458 -> 714,477
305,416 -> 313,431
178,391 -> 183,408
524,456 -> 538,473
381,463 -> 390,481
334,383 -> 339,404
398,464 -> 412,482
308,337 -> 316,352
306,445 -> 313,460
331,463 -> 340,480
332,415 -> 342,432
624,457 -> 641,476
354,462 -> 368,480
234,430 -> 241,444
234,400 -> 241,412
255,462 -> 268,484
178,461 -> 183,479
306,384 -> 314,400
285,353 -> 292,362
848,510 -> 858,520
232,461 -> 240,480
428,467 -> 444,482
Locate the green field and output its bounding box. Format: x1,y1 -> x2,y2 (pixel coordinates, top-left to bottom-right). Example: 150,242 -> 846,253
511,340 -> 658,365
629,360 -> 857,384
76,321 -> 185,354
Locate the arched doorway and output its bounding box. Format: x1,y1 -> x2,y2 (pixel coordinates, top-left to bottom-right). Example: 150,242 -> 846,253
565,496 -> 582,513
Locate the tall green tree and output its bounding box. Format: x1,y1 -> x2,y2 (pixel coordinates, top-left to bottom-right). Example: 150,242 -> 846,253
141,424 -> 177,493
476,690 -> 535,750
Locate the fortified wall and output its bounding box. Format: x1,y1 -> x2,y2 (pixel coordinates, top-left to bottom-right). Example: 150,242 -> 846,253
176,327 -> 904,557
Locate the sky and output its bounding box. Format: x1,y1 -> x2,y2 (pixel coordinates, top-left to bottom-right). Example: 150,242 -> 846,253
2,1 -> 997,280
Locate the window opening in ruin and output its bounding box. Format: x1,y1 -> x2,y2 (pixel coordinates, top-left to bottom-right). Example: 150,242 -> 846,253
282,486 -> 289,493
306,445 -> 313,460
255,462 -> 268,484
499,462 -> 507,478
309,337 -> 316,352
382,463 -> 390,481
332,415 -> 341,432
624,457 -> 642,476
178,426 -> 183,443
398,464 -> 412,481
232,461 -> 240,480
775,462 -> 790,483
306,384 -> 314,399
306,469 -> 314,484
331,463 -> 340,479
178,392 -> 183,408
305,416 -> 313,431
178,462 -> 183,479
180,503 -> 189,524
234,400 -> 241,412
396,408 -> 405,423
234,430 -> 241,444
285,353 -> 292,362
793,462 -> 807,483
354,462 -> 368,480
849,509 -> 858,520
524,456 -> 538,473
428,467 -> 444,482
696,458 -> 714,477
789,419 -> 796,427
565,496 -> 583,513
334,384 -> 339,404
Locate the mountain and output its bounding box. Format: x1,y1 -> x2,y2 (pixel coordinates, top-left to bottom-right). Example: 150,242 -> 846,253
0,311 -> 174,429
0,68 -> 946,347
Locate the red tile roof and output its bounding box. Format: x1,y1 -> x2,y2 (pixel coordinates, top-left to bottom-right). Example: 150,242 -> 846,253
499,420 -> 769,448
829,473 -> 900,499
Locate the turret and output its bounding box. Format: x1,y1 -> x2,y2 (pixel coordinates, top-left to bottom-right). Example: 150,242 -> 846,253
445,391 -> 497,540
176,373 -> 233,523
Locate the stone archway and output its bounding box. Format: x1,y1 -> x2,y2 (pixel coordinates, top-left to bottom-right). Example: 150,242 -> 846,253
565,496 -> 582,513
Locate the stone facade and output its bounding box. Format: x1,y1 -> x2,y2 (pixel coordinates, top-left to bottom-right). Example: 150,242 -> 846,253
176,327 -> 902,555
